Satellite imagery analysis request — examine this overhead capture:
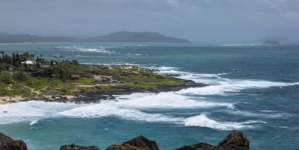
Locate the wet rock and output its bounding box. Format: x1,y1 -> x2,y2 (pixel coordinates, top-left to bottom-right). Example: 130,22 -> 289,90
106,144 -> 140,150
217,130 -> 249,150
175,143 -> 216,150
175,130 -> 249,150
122,135 -> 159,150
106,135 -> 159,150
109,96 -> 116,100
0,132 -> 28,150
60,143 -> 100,150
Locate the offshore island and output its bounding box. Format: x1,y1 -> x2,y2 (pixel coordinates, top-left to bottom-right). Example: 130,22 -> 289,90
0,50 -> 204,104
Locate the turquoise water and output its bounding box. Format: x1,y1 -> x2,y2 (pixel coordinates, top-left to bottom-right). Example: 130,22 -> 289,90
0,43 -> 299,149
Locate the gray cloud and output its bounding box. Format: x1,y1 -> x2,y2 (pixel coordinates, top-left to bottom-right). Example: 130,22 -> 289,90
0,0 -> 298,42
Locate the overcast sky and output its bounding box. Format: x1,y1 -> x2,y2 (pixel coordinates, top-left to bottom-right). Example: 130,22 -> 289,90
0,0 -> 299,42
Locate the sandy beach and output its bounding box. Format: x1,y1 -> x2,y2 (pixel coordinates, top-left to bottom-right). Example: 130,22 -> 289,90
0,95 -> 77,104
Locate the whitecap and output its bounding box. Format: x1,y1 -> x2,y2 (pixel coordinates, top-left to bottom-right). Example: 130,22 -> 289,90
57,103 -> 182,123
0,101 -> 83,124
177,80 -> 299,96
227,104 -> 236,110
58,46 -> 115,54
30,119 -> 39,126
184,113 -> 265,130
115,92 -> 230,109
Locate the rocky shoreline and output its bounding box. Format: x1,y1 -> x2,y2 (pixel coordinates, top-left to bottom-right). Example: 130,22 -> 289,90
9,79 -> 207,104
0,130 -> 249,150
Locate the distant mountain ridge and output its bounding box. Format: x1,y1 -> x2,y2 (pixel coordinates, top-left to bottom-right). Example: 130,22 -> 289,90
0,31 -> 190,43
86,31 -> 189,43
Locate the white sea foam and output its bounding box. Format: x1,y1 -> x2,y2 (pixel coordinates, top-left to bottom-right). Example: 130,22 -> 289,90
30,120 -> 39,126
258,110 -> 277,113
221,44 -> 263,47
115,92 -> 230,109
127,53 -> 142,56
0,101 -> 82,124
58,46 -> 115,54
184,113 -> 266,130
57,103 -> 182,123
227,104 -> 236,110
177,80 -> 299,96
223,109 -> 293,119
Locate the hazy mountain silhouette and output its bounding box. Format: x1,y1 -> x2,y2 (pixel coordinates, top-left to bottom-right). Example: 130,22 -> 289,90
86,31 -> 190,43
0,31 -> 190,43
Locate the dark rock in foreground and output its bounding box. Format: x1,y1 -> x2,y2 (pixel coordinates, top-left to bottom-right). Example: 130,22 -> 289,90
0,132 -> 28,150
106,135 -> 159,150
175,130 -> 249,150
60,143 -> 100,150
1,130 -> 249,150
106,144 -> 141,150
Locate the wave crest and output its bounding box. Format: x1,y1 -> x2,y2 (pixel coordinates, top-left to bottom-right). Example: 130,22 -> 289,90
184,113 -> 266,130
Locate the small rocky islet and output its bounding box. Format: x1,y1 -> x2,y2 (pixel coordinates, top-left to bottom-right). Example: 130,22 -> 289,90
0,130 -> 249,150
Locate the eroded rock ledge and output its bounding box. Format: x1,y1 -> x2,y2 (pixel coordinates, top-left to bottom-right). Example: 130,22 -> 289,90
175,130 -> 249,150
1,130 -> 249,150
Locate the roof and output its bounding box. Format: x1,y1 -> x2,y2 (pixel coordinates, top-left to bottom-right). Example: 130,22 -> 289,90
22,60 -> 35,65
71,74 -> 80,78
41,65 -> 50,68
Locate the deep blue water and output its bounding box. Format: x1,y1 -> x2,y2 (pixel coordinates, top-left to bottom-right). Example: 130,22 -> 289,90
0,43 -> 299,149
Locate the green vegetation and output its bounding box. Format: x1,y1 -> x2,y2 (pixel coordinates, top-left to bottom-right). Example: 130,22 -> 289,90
0,50 -> 187,99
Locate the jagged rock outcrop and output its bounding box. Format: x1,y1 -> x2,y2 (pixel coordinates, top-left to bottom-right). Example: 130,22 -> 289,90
106,144 -> 141,150
175,130 -> 249,150
217,130 -> 249,150
106,135 -> 159,150
0,132 -> 28,150
60,143 -> 100,150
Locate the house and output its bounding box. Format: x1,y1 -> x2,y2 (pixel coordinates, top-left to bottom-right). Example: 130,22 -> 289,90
101,65 -> 109,69
22,60 -> 36,65
132,71 -> 139,75
89,66 -> 98,71
70,74 -> 80,80
31,70 -> 53,78
101,65 -> 114,70
41,65 -> 50,68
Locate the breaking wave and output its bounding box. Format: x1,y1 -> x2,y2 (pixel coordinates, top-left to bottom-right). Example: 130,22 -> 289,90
184,113 -> 266,130
177,80 -> 299,96
114,92 -> 230,109
57,46 -> 115,54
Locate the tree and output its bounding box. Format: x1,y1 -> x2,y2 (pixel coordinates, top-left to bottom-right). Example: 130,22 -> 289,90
0,74 -> 12,84
59,69 -> 64,79
13,71 -> 28,82
12,52 -> 16,67
0,51 -> 4,57
16,52 -> 21,64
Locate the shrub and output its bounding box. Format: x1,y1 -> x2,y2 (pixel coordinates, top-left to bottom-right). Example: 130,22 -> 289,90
25,80 -> 33,85
0,74 -> 12,84
155,75 -> 165,79
0,87 -> 8,96
17,87 -> 27,93
13,71 -> 28,82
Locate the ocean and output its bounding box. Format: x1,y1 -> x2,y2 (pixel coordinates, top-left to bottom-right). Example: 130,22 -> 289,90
0,43 -> 299,149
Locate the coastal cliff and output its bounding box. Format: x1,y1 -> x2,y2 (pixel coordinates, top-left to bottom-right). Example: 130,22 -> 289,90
0,130 -> 249,150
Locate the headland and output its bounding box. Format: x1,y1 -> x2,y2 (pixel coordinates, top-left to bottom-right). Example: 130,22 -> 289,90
0,51 -> 206,104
